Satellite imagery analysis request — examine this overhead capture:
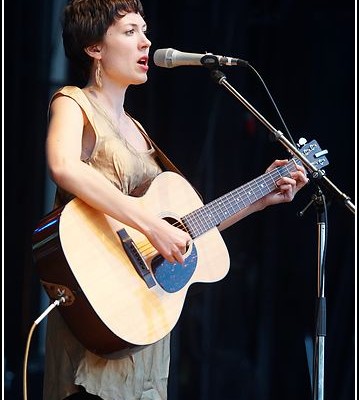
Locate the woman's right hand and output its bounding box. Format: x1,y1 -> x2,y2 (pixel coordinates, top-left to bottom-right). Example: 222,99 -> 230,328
143,217 -> 192,264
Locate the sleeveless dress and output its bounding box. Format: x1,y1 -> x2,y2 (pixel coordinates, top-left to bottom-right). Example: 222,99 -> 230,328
42,86 -> 170,400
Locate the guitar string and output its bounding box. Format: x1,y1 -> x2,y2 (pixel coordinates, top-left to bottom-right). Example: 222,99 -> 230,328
184,160 -> 298,237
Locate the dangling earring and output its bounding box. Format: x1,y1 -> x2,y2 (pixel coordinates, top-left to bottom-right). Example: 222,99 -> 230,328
95,59 -> 102,88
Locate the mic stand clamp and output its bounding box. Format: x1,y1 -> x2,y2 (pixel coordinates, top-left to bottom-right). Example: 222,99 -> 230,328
200,54 -> 221,69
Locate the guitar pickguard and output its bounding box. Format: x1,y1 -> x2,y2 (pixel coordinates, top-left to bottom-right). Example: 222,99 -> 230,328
151,244 -> 198,293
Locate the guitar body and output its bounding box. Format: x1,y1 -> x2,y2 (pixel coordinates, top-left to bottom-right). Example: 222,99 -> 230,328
33,172 -> 230,357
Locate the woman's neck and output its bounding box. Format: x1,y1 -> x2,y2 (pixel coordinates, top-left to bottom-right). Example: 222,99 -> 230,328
84,83 -> 127,119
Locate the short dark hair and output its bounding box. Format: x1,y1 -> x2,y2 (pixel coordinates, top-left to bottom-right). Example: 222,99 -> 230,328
62,0 -> 145,79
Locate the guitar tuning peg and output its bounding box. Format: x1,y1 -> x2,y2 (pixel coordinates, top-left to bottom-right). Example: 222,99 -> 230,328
297,137 -> 307,147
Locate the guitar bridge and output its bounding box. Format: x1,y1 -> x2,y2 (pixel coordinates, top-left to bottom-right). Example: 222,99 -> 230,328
117,228 -> 156,289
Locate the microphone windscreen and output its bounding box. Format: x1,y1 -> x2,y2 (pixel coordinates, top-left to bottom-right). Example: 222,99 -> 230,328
153,48 -> 175,68
153,49 -> 173,68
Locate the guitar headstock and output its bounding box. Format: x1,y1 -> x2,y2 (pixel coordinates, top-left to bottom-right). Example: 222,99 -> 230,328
297,138 -> 329,170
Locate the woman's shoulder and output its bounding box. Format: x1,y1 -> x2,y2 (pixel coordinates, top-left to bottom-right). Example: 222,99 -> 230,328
50,86 -> 93,114
51,85 -> 86,101
49,86 -> 94,127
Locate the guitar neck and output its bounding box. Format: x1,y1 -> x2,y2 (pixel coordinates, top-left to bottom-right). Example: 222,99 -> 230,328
182,159 -> 299,238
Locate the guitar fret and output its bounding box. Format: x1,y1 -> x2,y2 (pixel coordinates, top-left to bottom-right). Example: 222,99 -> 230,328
183,160 -> 298,238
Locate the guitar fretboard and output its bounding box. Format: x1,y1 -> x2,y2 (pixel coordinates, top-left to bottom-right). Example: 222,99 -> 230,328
182,159 -> 299,238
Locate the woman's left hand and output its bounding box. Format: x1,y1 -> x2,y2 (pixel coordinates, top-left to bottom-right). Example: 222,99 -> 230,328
258,159 -> 309,209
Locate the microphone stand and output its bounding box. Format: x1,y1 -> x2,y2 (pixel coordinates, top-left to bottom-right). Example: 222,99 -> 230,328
201,62 -> 355,215
201,57 -> 355,400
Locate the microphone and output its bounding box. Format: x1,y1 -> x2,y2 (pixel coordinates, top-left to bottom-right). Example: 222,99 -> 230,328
153,48 -> 249,68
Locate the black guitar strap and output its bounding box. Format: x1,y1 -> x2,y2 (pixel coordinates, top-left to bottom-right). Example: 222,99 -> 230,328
128,116 -> 185,177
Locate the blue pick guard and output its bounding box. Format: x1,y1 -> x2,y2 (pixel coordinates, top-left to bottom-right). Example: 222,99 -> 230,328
151,245 -> 198,293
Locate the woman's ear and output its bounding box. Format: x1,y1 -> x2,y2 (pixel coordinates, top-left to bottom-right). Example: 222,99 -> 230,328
84,44 -> 102,60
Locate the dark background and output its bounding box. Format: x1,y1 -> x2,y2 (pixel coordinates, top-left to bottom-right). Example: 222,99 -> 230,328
4,1 -> 356,399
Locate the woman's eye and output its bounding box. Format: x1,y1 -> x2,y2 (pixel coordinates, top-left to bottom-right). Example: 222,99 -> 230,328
126,29 -> 135,35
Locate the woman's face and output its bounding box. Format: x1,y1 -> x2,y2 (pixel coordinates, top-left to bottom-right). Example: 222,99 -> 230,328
98,12 -> 151,87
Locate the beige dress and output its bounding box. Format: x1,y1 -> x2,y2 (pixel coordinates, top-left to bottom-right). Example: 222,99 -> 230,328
42,86 -> 170,400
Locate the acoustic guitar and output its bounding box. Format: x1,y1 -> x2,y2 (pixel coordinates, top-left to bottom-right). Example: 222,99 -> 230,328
32,140 -> 328,357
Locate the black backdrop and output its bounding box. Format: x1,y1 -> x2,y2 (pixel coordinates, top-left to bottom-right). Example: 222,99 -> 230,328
4,1 -> 356,399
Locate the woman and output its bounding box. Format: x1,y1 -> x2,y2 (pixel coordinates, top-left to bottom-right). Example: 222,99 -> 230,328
43,1 -> 308,399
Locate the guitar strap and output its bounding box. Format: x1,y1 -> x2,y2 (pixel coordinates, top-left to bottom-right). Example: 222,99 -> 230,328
128,117 -> 185,178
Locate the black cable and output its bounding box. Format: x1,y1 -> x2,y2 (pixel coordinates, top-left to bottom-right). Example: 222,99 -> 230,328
246,62 -> 297,148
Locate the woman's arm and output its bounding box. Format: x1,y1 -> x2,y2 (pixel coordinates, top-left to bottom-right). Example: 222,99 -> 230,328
46,95 -> 191,263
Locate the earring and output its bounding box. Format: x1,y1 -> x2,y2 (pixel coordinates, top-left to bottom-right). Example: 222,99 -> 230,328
95,60 -> 102,88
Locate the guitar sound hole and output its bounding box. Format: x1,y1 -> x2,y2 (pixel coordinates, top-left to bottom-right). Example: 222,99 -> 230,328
151,215 -> 192,269
163,216 -> 190,251
163,216 -> 187,232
